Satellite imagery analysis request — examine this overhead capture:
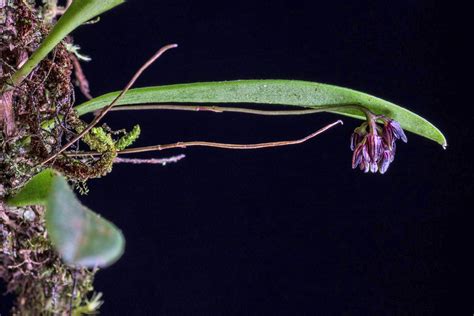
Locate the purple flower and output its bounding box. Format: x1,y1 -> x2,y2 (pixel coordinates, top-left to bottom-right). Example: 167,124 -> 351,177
379,149 -> 393,174
366,133 -> 383,162
350,116 -> 407,174
382,119 -> 407,149
350,124 -> 367,151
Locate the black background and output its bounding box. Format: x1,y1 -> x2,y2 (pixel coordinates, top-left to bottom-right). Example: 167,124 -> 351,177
2,0 -> 471,315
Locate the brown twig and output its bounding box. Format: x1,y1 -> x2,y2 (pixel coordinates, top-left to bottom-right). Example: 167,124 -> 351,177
67,120 -> 343,157
39,44 -> 178,166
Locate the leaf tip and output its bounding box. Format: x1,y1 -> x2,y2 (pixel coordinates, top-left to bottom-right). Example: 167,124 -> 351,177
439,134 -> 448,150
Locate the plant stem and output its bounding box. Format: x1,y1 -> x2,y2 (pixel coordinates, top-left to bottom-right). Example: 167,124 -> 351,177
39,44 -> 178,166
66,120 -> 342,157
110,103 -> 370,116
40,103 -> 368,132
110,104 -> 332,116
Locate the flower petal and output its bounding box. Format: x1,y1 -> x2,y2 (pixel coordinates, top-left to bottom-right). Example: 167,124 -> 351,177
390,120 -> 408,143
378,150 -> 392,174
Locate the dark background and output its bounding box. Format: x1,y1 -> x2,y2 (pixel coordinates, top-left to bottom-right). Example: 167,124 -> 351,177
2,0 -> 471,315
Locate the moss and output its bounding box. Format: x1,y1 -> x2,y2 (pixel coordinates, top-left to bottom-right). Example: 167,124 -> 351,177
0,202 -> 100,315
115,124 -> 141,150
0,1 -> 132,314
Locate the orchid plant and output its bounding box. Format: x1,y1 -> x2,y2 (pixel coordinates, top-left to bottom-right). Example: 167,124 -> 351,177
0,0 -> 446,314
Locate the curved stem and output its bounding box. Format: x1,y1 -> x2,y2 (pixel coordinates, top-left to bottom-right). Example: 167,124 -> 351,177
109,103 -> 374,118
111,104 -> 332,116
66,120 -> 343,157
40,102 -> 370,132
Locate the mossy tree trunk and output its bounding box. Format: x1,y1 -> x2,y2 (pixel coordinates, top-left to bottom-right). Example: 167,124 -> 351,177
1,1 -> 99,314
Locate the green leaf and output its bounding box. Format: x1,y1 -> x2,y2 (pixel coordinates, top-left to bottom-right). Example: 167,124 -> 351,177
46,176 -> 124,267
7,170 -> 124,268
75,80 -> 447,147
8,0 -> 124,87
7,169 -> 56,207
